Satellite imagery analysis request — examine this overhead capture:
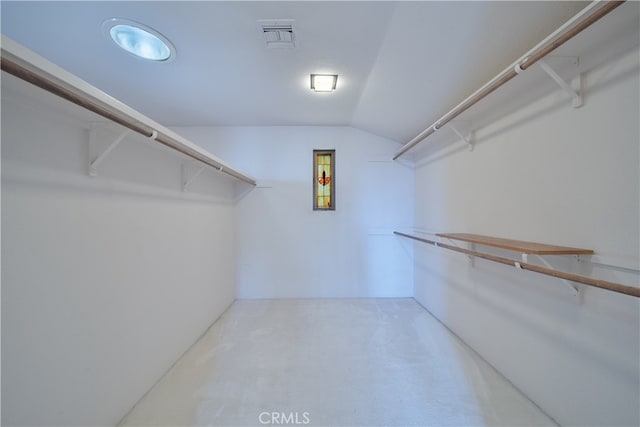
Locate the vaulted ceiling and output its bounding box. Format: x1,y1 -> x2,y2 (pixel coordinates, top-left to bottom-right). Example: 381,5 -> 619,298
2,1 -> 630,144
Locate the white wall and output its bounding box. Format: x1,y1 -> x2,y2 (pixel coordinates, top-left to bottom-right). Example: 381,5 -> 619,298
1,75 -> 239,426
411,48 -> 639,426
175,126 -> 414,299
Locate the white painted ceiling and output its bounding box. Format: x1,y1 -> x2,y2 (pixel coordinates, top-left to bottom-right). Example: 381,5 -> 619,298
1,1 -> 635,144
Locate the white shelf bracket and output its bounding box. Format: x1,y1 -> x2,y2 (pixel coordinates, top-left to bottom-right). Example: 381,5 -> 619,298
538,60 -> 582,108
532,254 -> 581,297
448,123 -> 474,151
443,237 -> 475,264
182,163 -> 207,192
469,243 -> 476,267
89,128 -> 130,177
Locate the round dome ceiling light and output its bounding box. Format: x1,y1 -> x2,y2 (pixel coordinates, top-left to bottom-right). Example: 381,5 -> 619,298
103,18 -> 176,62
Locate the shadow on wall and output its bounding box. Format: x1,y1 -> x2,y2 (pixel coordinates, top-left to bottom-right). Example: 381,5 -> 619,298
1,82 -> 240,205
415,241 -> 638,371
409,36 -> 639,170
413,243 -> 639,420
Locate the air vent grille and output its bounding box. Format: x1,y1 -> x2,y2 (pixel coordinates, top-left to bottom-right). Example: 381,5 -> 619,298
259,20 -> 295,48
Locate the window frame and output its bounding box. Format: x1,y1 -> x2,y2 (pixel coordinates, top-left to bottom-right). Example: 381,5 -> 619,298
313,149 -> 335,211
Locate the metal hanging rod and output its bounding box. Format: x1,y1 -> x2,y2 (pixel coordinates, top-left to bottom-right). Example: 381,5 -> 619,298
394,231 -> 640,298
393,0 -> 625,160
0,35 -> 256,186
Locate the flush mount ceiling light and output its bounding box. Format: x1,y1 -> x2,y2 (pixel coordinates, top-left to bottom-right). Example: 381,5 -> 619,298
103,18 -> 176,62
310,74 -> 338,92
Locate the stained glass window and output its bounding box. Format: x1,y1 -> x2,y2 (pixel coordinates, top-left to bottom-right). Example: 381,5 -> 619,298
313,150 -> 335,210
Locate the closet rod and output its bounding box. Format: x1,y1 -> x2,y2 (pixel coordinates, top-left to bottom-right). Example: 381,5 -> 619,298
0,36 -> 256,186
393,0 -> 624,160
394,231 -> 640,298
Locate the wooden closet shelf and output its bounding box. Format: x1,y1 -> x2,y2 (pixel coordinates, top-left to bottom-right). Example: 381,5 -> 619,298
435,233 -> 594,256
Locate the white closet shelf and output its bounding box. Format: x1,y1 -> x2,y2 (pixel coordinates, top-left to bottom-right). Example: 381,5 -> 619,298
0,35 -> 256,187
436,233 -> 594,256
394,231 -> 639,299
393,0 -> 624,160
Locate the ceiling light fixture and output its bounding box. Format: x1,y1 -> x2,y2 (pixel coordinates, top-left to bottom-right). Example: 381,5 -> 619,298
310,74 -> 338,92
103,18 -> 176,62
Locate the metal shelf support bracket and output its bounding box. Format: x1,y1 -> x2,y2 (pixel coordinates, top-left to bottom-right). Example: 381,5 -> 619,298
532,254 -> 581,297
442,236 -> 475,264
448,122 -> 474,151
538,60 -> 582,108
89,128 -> 130,177
182,163 -> 207,192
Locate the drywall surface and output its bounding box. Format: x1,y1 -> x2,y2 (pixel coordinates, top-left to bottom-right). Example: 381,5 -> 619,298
1,74 -> 238,426
410,48 -> 639,426
175,126 -> 414,299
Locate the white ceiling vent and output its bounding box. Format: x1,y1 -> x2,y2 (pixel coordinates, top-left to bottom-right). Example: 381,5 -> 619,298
259,20 -> 295,48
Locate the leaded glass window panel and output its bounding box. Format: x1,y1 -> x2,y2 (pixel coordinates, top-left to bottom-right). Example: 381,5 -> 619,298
313,150 -> 335,210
